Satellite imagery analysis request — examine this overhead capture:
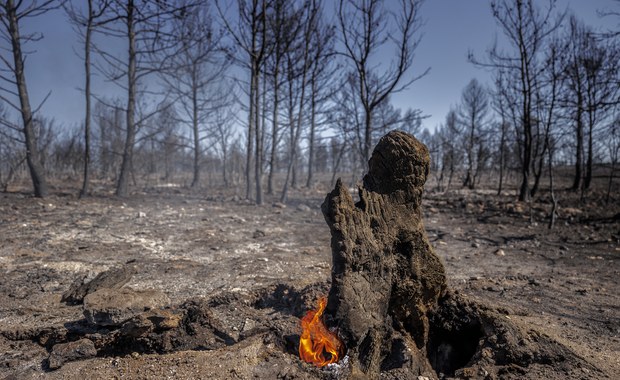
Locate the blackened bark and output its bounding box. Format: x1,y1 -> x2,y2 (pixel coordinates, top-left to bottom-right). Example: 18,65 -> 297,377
190,68 -> 201,188
116,0 -> 136,197
7,0 -> 48,198
572,96 -> 584,191
79,0 -> 94,198
322,131 -> 446,378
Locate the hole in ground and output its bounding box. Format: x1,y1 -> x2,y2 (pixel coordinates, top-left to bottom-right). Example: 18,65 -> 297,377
427,295 -> 483,377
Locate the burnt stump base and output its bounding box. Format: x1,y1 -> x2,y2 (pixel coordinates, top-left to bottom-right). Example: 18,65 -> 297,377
321,131 -> 594,379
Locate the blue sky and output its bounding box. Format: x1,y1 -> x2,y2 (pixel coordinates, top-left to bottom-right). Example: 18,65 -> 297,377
11,0 -> 619,134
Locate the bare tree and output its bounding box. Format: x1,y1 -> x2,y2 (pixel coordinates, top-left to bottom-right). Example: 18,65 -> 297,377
338,0 -> 428,164
580,28 -> 619,190
93,99 -> 124,181
329,74 -> 363,185
458,78 -> 490,189
217,0 -> 270,204
264,0 -> 294,195
211,106 -> 238,187
491,71 -> 512,195
163,2 -> 228,189
439,109 -> 461,193
280,0 -> 320,202
562,16 -> 588,192
305,3 -> 336,189
153,102 -> 180,181
0,0 -> 62,197
96,0 -> 191,197
470,0 -> 564,201
64,0 -> 112,197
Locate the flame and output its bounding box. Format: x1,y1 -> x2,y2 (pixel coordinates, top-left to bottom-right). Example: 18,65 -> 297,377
299,296 -> 343,367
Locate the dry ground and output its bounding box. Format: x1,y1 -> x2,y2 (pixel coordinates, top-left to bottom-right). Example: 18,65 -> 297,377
0,179 -> 618,379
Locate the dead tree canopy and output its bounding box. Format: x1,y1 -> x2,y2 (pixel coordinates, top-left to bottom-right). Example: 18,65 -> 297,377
322,130 -> 447,378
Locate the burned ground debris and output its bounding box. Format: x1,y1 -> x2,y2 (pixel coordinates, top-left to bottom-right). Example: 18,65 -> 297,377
0,131 -> 617,378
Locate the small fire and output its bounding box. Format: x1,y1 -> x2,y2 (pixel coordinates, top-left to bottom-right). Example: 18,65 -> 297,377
299,296 -> 344,367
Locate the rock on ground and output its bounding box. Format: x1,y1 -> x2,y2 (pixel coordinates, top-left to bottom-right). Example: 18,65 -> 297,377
83,288 -> 170,326
61,265 -> 136,305
48,338 -> 97,370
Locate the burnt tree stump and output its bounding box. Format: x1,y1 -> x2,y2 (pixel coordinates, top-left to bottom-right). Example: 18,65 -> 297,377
322,131 -> 447,379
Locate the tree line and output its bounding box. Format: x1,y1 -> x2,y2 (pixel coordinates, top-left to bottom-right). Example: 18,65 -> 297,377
423,0 -> 619,211
0,0 -> 618,206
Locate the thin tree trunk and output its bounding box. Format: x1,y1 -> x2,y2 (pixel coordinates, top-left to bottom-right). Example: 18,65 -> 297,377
222,143 -> 228,187
464,115 -> 475,189
547,138 -> 557,229
254,64 -> 262,205
446,158 -> 454,193
330,140 -> 346,187
497,126 -> 506,196
572,98 -> 584,191
246,101 -> 254,200
306,76 -> 317,188
518,24 -> 532,202
607,157 -> 616,203
7,0 -> 48,198
191,69 -> 201,188
80,0 -> 94,198
519,120 -> 531,201
281,41 -> 311,202
584,120 -> 593,190
116,0 -> 136,197
267,75 -> 279,195
363,106 -> 372,165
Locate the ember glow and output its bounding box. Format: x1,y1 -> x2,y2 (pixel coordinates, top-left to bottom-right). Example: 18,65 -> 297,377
299,296 -> 343,367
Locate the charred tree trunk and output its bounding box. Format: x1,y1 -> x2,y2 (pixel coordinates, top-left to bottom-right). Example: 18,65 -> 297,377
116,0 -> 136,197
497,125 -> 506,196
267,71 -> 279,195
584,119 -> 594,190
7,0 -> 49,198
572,99 -> 584,191
254,65 -> 262,205
322,131 -> 446,379
306,75 -> 317,188
190,68 -> 201,189
246,59 -> 257,201
80,0 -> 94,198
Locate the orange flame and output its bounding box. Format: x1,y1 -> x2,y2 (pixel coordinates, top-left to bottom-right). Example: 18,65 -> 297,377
299,296 -> 343,367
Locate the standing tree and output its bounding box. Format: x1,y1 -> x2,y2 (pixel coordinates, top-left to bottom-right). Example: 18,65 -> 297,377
562,16 -> 589,192
163,1 -> 228,189
97,0 -> 191,197
0,0 -> 61,197
338,0 -> 428,165
438,109 -> 461,193
559,15 -> 619,192
458,78 -> 490,189
304,3 -> 336,189
492,71 -> 512,196
64,0 -> 112,197
579,23 -> 619,190
264,0 -> 290,195
279,0 -> 321,202
470,0 -> 564,201
217,0 -> 270,204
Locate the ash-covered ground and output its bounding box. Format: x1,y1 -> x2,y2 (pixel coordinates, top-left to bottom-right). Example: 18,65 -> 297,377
0,182 -> 618,379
